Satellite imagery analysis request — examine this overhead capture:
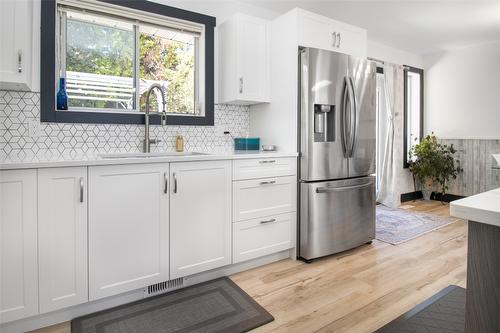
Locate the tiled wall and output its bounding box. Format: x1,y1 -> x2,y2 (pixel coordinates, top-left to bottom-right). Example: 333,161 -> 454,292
0,90 -> 250,162
441,139 -> 500,196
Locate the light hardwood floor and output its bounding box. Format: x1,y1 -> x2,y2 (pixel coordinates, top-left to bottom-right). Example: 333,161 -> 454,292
31,200 -> 467,333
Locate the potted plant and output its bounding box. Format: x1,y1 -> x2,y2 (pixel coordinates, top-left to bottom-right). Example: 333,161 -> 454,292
408,134 -> 462,201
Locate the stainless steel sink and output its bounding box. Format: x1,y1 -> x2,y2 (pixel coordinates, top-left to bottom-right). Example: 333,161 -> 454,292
99,152 -> 209,159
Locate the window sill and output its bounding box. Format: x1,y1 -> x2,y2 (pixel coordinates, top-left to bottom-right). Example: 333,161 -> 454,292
41,108 -> 213,126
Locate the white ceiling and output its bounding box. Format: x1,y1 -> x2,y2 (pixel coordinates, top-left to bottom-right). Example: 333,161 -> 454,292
240,0 -> 500,55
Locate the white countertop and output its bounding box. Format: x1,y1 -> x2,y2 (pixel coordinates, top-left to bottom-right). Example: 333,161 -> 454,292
450,188 -> 500,227
0,151 -> 298,170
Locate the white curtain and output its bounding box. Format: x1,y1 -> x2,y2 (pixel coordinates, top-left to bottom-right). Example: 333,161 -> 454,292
377,64 -> 409,208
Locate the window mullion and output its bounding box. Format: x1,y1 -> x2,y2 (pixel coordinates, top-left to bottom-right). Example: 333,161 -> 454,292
134,23 -> 140,112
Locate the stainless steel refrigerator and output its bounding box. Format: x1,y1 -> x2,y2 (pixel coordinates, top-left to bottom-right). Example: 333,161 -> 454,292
298,47 -> 376,261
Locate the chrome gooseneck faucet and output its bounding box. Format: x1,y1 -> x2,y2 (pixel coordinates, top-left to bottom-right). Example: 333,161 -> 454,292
144,83 -> 167,153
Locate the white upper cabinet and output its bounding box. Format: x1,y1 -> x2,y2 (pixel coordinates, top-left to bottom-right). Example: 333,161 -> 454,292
38,167 -> 88,313
170,160 -> 232,278
218,13 -> 270,105
88,164 -> 170,300
0,0 -> 39,91
0,169 -> 38,324
297,9 -> 367,57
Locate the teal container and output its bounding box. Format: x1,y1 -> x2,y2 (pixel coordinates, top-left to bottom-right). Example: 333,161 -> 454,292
234,137 -> 260,151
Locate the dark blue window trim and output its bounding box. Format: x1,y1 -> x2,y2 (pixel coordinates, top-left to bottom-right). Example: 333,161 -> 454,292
40,0 -> 216,126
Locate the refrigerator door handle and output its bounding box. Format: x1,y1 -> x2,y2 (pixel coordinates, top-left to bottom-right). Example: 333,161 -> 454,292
346,77 -> 358,157
316,182 -> 372,193
348,77 -> 358,157
341,77 -> 350,158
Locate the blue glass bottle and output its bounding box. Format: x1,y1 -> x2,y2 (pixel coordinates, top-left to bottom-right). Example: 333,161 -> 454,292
57,77 -> 68,110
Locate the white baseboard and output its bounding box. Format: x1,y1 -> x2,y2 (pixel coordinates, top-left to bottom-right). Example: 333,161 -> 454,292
1,250 -> 293,333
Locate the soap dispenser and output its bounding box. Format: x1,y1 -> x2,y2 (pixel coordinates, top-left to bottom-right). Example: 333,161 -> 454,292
175,135 -> 184,152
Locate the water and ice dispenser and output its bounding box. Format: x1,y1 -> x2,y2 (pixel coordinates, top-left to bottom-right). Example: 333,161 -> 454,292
313,104 -> 335,142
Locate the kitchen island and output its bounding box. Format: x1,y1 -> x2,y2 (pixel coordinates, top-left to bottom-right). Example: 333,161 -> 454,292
450,188 -> 500,333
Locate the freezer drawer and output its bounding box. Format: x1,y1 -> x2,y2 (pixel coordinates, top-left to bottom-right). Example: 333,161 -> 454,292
299,176 -> 375,260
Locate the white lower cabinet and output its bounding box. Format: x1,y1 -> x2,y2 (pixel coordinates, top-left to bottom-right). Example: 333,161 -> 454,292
170,161 -> 232,278
231,157 -> 297,263
88,164 -> 170,300
0,156 -> 297,322
0,169 -> 38,324
38,167 -> 88,313
233,213 -> 295,264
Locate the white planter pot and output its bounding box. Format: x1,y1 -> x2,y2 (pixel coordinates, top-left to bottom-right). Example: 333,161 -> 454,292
421,189 -> 432,201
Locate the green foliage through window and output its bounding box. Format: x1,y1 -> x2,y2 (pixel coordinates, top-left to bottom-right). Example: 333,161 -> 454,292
62,11 -> 199,115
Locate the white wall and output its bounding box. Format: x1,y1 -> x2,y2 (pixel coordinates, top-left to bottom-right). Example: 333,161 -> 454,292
424,40 -> 500,139
368,40 -> 424,68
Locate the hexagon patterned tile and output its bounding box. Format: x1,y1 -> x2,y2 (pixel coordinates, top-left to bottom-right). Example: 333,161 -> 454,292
0,90 -> 250,162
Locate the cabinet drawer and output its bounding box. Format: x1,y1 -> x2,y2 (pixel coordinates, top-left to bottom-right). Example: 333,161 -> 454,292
233,213 -> 294,263
233,176 -> 296,221
233,157 -> 296,180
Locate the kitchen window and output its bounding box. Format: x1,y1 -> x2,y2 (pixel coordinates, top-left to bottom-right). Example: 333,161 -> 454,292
403,66 -> 424,168
41,0 -> 215,125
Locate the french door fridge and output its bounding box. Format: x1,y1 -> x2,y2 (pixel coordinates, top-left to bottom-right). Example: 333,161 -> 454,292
298,47 -> 377,261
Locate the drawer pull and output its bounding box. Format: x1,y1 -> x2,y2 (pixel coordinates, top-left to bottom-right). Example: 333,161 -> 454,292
259,160 -> 276,164
260,218 -> 276,224
316,182 -> 372,193
260,180 -> 276,185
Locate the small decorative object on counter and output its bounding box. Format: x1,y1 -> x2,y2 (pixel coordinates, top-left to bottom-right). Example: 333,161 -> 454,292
175,135 -> 184,152
234,137 -> 260,151
261,145 -> 277,151
56,77 -> 68,110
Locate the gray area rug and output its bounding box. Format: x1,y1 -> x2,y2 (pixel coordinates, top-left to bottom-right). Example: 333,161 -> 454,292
375,285 -> 465,333
71,277 -> 274,333
376,205 -> 456,245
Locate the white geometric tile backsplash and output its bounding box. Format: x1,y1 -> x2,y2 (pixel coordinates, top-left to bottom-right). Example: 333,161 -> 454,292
0,90 -> 250,162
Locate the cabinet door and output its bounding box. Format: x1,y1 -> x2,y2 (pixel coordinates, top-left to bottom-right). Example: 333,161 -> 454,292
170,161 -> 231,278
88,164 -> 169,300
0,0 -> 32,90
335,22 -> 367,57
38,167 -> 88,313
236,15 -> 269,102
0,169 -> 38,324
298,11 -> 335,51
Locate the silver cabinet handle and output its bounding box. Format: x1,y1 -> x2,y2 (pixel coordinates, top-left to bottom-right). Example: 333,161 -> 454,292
259,160 -> 276,164
173,172 -> 177,193
259,180 -> 276,185
18,50 -> 22,73
316,182 -> 372,193
239,77 -> 243,94
336,33 -> 341,48
163,172 -> 168,194
260,218 -> 276,224
332,32 -> 337,47
79,177 -> 84,203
